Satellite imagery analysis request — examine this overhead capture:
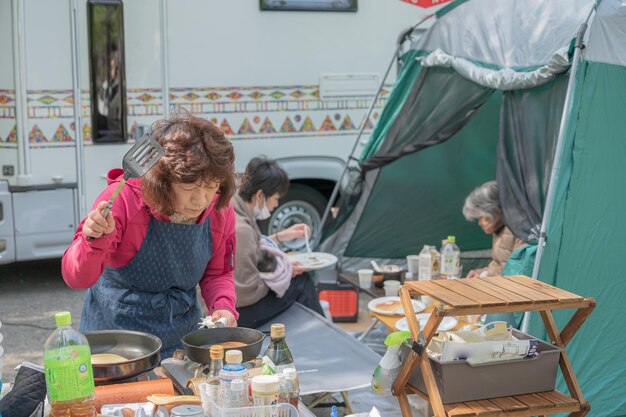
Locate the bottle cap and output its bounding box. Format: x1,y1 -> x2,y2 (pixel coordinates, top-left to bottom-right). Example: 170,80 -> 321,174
447,236 -> 456,244
270,323 -> 286,339
225,349 -> 242,364
252,375 -> 280,393
55,312 -> 72,327
231,379 -> 245,391
284,368 -> 297,380
210,345 -> 224,359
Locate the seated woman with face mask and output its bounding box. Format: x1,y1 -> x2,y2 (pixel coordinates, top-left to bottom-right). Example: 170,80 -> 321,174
232,157 -> 324,328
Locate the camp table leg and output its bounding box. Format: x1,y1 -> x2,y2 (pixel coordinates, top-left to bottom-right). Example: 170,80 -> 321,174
418,312 -> 446,417
306,392 -> 333,409
540,310 -> 586,405
560,300 -> 596,346
398,391 -> 412,417
340,391 -> 355,415
393,287 -> 423,392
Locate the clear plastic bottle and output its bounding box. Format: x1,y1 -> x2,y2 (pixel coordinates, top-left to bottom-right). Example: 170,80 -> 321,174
261,324 -> 297,382
440,235 -> 461,279
205,345 -> 224,406
44,312 -> 96,417
283,368 -> 299,407
218,350 -> 249,407
277,373 -> 288,404
224,379 -> 247,408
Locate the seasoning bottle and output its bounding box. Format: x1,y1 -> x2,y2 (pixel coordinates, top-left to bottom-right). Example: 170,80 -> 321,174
218,350 -> 249,407
225,378 -> 247,408
261,324 -> 297,381
206,345 -> 224,405
284,367 -> 300,407
251,375 -> 279,406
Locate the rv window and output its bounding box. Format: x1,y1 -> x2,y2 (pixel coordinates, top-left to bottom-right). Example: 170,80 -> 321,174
88,0 -> 127,143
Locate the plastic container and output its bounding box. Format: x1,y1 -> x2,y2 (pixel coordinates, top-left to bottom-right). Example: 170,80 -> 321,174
251,375 -> 279,406
44,311 -> 96,417
218,350 -> 249,407
171,404 -> 205,417
440,236 -> 460,279
399,329 -> 561,404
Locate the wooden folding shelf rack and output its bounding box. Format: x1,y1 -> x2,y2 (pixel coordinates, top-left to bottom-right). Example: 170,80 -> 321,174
392,275 -> 595,417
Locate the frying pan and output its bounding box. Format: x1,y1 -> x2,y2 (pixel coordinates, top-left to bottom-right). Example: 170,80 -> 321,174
85,330 -> 162,383
182,327 -> 265,364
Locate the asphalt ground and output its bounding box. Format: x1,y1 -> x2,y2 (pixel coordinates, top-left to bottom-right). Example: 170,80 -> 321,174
0,259 -> 85,383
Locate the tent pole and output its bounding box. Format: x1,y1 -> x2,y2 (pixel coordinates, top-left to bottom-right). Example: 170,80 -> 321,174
318,14 -> 435,243
522,6 -> 596,333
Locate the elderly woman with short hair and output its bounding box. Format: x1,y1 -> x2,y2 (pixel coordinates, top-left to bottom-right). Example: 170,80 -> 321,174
463,181 -> 526,278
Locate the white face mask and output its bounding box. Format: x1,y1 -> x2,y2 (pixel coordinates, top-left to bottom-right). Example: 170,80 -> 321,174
252,196 -> 271,221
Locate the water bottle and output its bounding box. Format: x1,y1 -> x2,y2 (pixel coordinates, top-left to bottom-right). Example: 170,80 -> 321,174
440,235 -> 461,279
44,312 -> 96,417
218,350 -> 249,407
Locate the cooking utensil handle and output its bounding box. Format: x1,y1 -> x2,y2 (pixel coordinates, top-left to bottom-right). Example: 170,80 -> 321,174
86,179 -> 125,241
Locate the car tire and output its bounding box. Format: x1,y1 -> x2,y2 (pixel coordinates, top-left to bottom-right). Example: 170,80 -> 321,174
259,184 -> 328,252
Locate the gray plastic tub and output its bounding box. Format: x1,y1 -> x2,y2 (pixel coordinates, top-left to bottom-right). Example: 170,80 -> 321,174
399,329 -> 561,404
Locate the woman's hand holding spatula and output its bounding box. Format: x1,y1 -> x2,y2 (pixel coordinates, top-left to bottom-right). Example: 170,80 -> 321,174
83,200 -> 116,239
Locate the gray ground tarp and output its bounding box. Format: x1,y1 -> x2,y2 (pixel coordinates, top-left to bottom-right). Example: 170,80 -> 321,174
257,303 -> 381,395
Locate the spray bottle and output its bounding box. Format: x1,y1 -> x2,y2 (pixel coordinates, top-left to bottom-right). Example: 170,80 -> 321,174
371,331 -> 411,395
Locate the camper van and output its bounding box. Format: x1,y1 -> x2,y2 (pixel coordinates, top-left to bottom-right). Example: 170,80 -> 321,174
0,0 -> 434,264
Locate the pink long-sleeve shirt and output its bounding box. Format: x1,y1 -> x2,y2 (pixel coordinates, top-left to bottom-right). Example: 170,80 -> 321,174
62,168 -> 239,319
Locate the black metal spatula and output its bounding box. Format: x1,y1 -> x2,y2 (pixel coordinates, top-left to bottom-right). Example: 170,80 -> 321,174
88,135 -> 164,239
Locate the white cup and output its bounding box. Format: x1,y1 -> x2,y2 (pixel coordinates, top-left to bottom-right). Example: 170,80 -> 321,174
421,295 -> 434,308
383,280 -> 401,296
406,255 -> 420,274
357,269 -> 373,289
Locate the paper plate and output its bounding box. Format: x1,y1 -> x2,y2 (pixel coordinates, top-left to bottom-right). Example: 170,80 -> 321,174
367,296 -> 426,316
395,313 -> 458,332
288,252 -> 338,270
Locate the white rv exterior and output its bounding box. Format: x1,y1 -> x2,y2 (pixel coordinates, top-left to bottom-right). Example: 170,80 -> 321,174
0,0 -> 435,264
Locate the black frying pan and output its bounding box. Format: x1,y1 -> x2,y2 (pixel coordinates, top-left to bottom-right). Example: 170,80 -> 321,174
85,330 -> 162,384
182,327 -> 265,364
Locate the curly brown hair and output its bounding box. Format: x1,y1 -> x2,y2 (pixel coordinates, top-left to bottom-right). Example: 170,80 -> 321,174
142,112 -> 235,215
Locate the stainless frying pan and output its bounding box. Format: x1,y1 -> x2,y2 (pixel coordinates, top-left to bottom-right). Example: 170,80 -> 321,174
85,330 -> 162,383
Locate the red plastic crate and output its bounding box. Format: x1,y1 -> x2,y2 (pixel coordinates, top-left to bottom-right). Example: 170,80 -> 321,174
318,283 -> 359,322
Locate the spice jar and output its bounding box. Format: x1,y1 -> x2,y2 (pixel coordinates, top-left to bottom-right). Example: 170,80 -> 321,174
170,404 -> 205,417
251,375 -> 279,406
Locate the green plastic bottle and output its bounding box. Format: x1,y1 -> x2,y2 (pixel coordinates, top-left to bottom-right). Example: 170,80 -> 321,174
44,312 -> 95,417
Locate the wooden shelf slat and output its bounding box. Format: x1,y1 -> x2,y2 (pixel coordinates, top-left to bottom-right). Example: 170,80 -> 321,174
484,277 -> 558,303
433,279 -> 508,307
453,278 -> 533,305
506,276 -> 583,302
465,399 -> 502,415
489,396 -> 528,411
514,393 -> 554,408
536,390 -> 580,408
406,281 -> 480,307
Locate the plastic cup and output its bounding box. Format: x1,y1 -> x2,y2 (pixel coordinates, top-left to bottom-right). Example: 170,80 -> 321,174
406,255 -> 420,274
357,269 -> 373,289
383,280 -> 401,296
421,295 -> 434,308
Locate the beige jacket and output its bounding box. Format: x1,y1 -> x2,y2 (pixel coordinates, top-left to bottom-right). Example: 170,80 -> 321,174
232,194 -> 270,307
486,226 -> 527,276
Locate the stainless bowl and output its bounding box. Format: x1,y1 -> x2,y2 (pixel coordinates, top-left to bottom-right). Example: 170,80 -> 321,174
85,330 -> 162,383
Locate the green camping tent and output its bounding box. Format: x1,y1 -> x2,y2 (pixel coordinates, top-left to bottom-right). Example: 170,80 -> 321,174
321,0 -> 626,414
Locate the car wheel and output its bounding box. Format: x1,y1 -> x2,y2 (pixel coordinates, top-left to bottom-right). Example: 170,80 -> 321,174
262,184 -> 328,252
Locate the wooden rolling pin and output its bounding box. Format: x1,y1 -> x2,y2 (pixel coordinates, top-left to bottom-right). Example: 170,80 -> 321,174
94,379 -> 175,412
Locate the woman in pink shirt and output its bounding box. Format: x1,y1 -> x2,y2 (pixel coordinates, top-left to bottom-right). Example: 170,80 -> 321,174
62,113 -> 238,357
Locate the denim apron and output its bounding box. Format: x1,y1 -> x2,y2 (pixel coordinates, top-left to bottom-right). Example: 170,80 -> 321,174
81,217 -> 212,358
